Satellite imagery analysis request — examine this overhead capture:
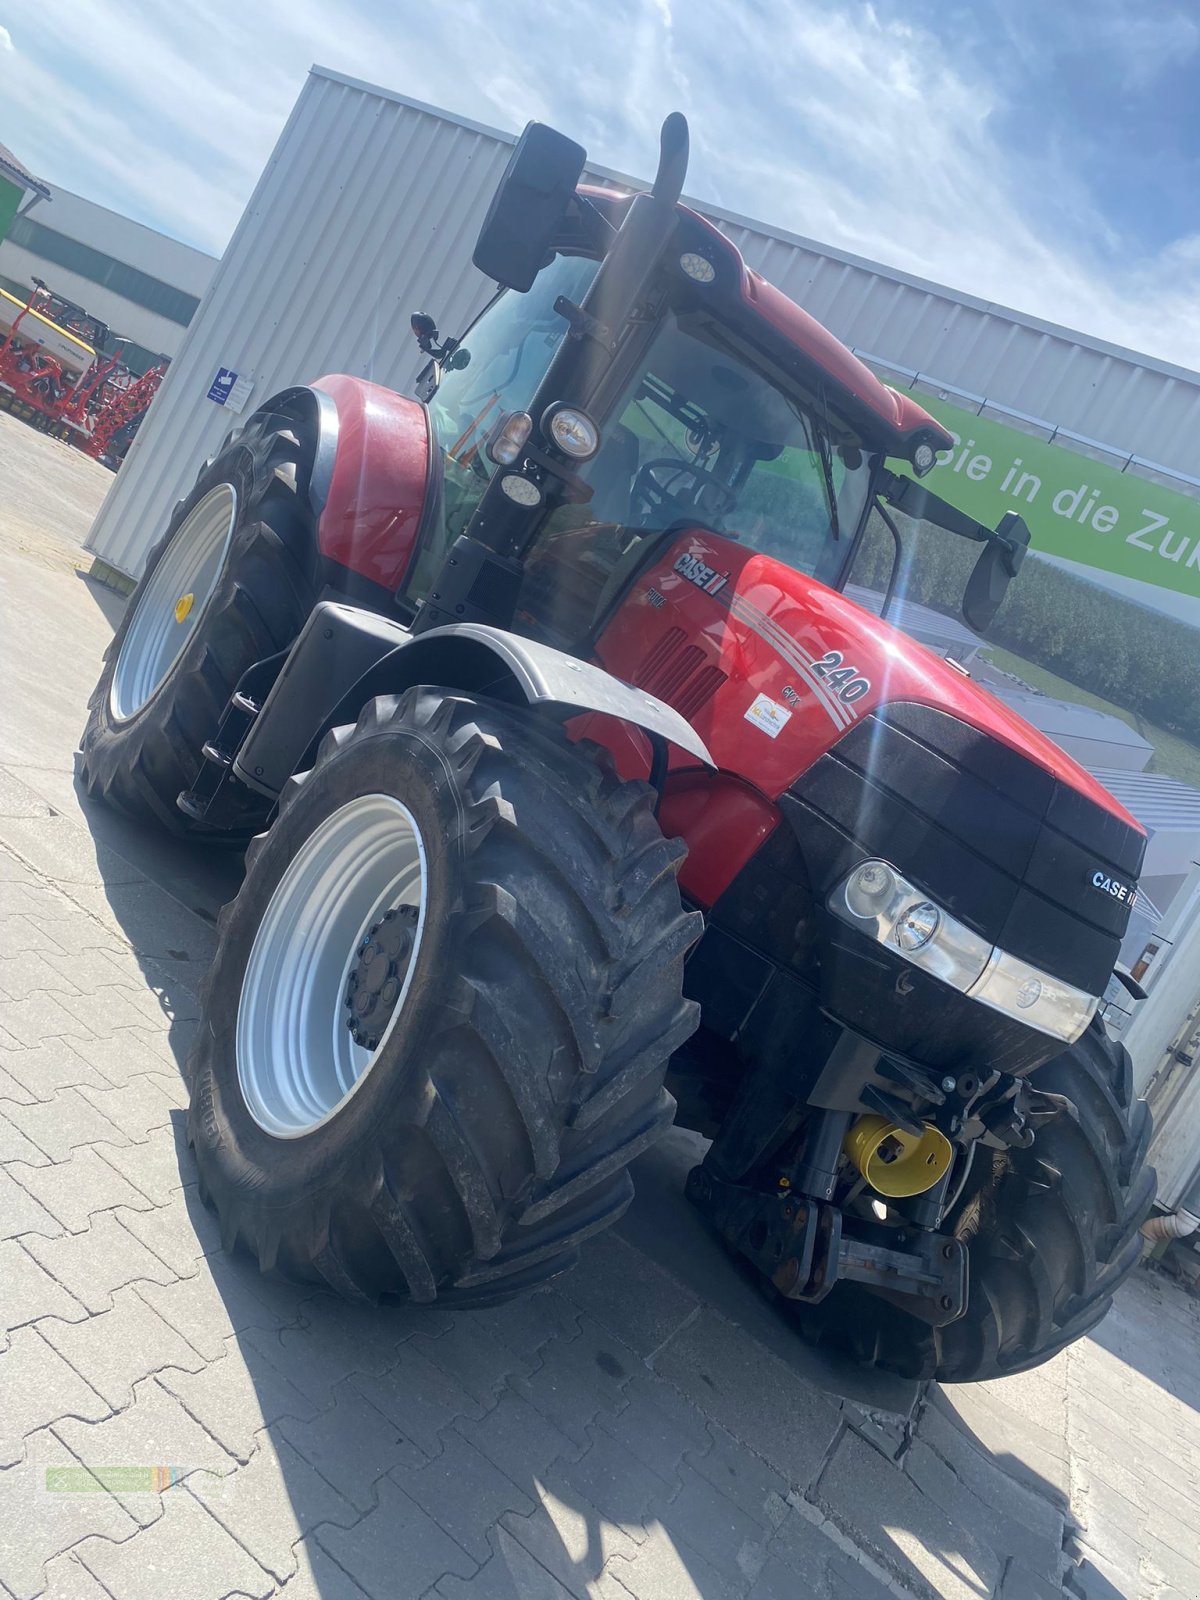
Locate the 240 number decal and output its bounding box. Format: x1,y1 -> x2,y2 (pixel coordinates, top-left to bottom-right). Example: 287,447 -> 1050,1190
811,650 -> 871,704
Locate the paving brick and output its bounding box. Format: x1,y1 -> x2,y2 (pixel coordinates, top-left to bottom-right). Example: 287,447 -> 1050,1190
190,1429 -> 358,1583
4,1086 -> 127,1163
459,1388 -> 578,1486
0,1427 -> 138,1600
38,1286 -> 206,1410
501,1484 -> 640,1600
77,1488 -> 274,1600
40,944 -> 135,995
7,1146 -> 154,1232
651,1308 -> 843,1489
814,1426 -> 1001,1600
349,1338 -> 483,1458
269,1536 -> 373,1600
39,1552 -> 118,1600
278,1380 -> 424,1511
260,1297 -> 415,1408
652,1460 -> 772,1589
76,1072 -> 177,1141
22,1210 -> 178,1314
473,1288 -> 583,1356
116,1188 -> 222,1275
408,1315 -> 538,1408
0,949 -> 83,1001
594,1525 -> 740,1600
512,1333 -> 629,1449
769,1507 -> 891,1599
30,916 -> 113,958
0,1328 -> 109,1467
0,881 -> 67,921
435,1526 -> 577,1599
0,1107 -> 50,1165
687,1422 -> 789,1526
550,1425 -> 672,1544
0,1165 -> 61,1241
0,1038 -> 113,1098
0,1238 -> 87,1346
316,1472 -> 476,1594
158,1338 -> 318,1464
93,1114 -> 192,1207
0,1060 -> 36,1104
558,1233 -> 701,1360
914,1399 -> 1065,1551
395,1429 -> 537,1563
905,1436 -> 1062,1585
0,994 -> 92,1048
134,1250 -> 298,1362
55,1376 -> 236,1527
66,1025 -> 174,1087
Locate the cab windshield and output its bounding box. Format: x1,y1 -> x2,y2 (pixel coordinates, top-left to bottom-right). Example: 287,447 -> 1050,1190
518,302 -> 879,647
416,252 -> 879,638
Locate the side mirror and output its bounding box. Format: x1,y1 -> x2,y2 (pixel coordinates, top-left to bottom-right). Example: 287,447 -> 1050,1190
963,511 -> 1029,633
473,122 -> 586,293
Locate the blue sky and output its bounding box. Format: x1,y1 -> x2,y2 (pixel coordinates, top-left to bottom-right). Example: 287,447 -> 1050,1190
1,0 -> 1198,368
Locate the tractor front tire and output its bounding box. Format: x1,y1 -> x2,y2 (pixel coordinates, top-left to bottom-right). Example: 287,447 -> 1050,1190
78,411 -> 318,834
186,689 -> 702,1303
790,1016 -> 1155,1382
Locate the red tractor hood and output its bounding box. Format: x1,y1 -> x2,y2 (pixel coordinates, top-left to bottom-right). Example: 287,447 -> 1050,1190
595,529 -> 1144,836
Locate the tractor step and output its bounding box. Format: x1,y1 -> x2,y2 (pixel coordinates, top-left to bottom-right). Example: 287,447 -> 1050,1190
176,650 -> 288,826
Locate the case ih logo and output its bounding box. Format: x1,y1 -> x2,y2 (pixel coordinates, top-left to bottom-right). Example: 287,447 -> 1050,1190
1090,869 -> 1136,906
673,553 -> 728,595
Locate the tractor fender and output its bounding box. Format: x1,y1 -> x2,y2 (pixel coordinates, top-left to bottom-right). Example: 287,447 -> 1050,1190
233,601 -> 713,800
266,375 -> 431,594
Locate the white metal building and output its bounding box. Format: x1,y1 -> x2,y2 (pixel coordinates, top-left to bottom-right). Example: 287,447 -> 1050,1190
0,186 -> 217,373
84,66 -> 1200,584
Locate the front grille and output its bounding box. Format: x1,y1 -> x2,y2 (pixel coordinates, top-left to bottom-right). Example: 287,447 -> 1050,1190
784,702 -> 1145,995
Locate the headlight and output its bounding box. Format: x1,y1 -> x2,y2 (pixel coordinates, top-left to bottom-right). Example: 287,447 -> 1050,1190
542,404 -> 600,460
830,858 -> 1098,1043
912,441 -> 937,476
836,860 -> 990,993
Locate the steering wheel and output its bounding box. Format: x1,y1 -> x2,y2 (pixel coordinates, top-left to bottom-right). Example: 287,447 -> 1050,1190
630,457 -> 735,525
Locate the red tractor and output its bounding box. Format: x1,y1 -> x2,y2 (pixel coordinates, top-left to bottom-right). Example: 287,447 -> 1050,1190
79,116 -> 1152,1381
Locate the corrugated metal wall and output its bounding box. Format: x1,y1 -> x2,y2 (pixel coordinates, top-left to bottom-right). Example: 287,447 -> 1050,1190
87,68 -> 1200,578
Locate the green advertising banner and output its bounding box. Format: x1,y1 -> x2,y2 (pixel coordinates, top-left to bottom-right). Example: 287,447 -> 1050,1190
916,394 -> 1200,603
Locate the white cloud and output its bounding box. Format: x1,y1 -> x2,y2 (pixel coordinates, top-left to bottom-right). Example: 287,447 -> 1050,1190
0,24 -> 14,51
0,0 -> 1197,372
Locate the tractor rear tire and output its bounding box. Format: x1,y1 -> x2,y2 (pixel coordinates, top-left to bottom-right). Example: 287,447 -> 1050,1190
789,1016 -> 1154,1382
78,411 -> 318,835
186,689 -> 702,1304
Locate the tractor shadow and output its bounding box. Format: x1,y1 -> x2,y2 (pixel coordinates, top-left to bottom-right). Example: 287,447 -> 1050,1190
86,818 -> 1072,1600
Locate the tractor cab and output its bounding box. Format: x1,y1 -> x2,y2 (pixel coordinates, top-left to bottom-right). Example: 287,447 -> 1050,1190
410,121 -> 1027,661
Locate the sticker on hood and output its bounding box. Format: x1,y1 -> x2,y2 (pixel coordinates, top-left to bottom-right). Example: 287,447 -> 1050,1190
744,692 -> 792,739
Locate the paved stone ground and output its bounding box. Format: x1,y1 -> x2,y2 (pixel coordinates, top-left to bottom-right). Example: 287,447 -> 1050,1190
2,409 -> 1199,1600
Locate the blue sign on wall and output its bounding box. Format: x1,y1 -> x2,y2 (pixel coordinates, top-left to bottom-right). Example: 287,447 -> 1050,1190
207,367 -> 238,405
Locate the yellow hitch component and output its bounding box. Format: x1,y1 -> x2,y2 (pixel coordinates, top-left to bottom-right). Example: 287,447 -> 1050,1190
844,1114 -> 953,1199
174,593 -> 195,624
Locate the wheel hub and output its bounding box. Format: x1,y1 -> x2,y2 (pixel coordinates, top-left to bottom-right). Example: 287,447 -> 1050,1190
345,905 -> 420,1050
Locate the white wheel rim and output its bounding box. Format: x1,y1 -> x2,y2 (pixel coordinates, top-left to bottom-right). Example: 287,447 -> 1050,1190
110,484 -> 237,722
236,794 -> 428,1138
